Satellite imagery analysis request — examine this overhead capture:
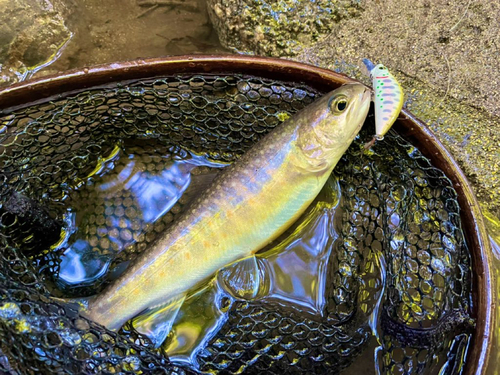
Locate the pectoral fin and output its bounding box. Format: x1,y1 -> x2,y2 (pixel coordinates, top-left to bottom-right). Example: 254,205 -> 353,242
132,294 -> 186,348
217,256 -> 267,300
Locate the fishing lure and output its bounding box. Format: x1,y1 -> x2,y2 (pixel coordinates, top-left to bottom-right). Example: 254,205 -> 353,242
362,58 -> 404,148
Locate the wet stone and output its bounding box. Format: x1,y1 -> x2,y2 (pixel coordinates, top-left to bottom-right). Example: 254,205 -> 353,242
207,0 -> 362,56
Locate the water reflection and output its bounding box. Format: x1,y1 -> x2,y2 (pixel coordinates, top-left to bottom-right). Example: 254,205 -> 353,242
59,239 -> 110,284
55,143 -> 225,290
262,200 -> 337,315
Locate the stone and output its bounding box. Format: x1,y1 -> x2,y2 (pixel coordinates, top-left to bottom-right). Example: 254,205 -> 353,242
207,0 -> 363,56
0,0 -> 72,87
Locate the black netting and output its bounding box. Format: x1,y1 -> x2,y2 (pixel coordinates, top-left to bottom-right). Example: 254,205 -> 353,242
0,74 -> 473,374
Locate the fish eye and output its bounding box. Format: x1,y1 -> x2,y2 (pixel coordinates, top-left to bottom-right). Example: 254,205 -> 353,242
337,99 -> 348,111
329,94 -> 349,114
331,97 -> 348,113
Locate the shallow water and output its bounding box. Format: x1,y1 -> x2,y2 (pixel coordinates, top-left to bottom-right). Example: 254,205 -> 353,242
36,0 -> 226,78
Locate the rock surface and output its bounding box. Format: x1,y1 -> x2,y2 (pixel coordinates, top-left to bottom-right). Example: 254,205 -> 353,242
0,0 -> 72,87
207,0 -> 362,56
296,0 -> 500,220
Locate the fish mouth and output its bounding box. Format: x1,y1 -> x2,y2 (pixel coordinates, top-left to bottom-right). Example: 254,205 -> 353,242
347,85 -> 371,139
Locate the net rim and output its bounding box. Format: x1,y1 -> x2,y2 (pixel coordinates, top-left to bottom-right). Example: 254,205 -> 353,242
0,54 -> 492,375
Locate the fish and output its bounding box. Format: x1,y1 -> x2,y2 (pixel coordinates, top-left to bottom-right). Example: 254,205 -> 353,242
76,83 -> 371,342
361,58 -> 404,148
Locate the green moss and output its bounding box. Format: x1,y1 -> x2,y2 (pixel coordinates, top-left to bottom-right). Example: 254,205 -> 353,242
207,0 -> 363,56
276,111 -> 291,122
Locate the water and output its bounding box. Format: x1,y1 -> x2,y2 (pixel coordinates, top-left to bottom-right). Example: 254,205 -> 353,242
52,140 -> 226,293
35,0 -> 226,78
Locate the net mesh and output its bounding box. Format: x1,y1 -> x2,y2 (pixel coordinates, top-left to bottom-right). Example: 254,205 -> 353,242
0,74 -> 473,374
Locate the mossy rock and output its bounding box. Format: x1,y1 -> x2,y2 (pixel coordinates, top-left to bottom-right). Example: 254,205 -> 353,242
207,0 -> 363,56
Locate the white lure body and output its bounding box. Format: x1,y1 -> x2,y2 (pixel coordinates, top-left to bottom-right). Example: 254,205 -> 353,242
362,59 -> 404,143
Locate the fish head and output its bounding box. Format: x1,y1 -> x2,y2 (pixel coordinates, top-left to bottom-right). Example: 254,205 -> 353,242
326,83 -> 372,141
297,83 -> 370,172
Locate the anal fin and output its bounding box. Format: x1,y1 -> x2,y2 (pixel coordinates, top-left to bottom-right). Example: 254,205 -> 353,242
217,256 -> 267,300
132,294 -> 186,348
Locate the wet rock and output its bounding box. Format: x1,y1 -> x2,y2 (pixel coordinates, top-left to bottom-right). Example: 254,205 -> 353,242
207,0 -> 363,56
0,189 -> 62,255
39,0 -> 220,74
294,0 -> 500,219
0,0 -> 72,87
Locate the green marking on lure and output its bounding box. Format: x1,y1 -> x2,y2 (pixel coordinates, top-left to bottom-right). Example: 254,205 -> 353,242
362,58 -> 404,148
